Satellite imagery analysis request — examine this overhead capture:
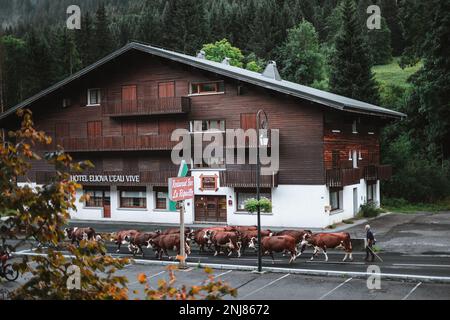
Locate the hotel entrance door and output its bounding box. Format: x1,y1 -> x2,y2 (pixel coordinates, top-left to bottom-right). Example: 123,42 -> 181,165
194,196 -> 227,222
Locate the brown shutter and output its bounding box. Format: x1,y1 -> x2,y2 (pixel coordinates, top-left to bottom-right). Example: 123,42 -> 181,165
158,81 -> 175,98
121,121 -> 137,136
122,85 -> 137,113
87,121 -> 102,136
240,113 -> 257,130
159,119 -> 177,134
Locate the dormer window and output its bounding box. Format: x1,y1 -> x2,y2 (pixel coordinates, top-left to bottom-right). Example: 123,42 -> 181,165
352,120 -> 358,134
190,81 -> 224,95
62,98 -> 71,108
87,88 -> 101,106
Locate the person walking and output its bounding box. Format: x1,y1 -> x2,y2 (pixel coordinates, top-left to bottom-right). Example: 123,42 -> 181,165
365,224 -> 375,262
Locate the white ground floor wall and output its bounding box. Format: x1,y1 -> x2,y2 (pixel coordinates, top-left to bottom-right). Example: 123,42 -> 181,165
20,173 -> 381,229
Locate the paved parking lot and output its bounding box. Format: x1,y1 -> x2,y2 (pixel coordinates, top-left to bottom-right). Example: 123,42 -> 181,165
2,260 -> 450,300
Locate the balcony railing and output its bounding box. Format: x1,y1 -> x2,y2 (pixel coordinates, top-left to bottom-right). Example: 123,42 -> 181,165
52,135 -> 178,152
326,168 -> 361,187
31,170 -> 178,186
103,97 -> 191,116
364,165 -> 392,181
219,170 -> 279,188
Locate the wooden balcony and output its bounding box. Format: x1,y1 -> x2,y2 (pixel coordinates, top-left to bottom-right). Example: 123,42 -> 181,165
326,168 -> 361,188
364,165 -> 392,181
54,135 -> 177,152
32,170 -> 178,186
219,170 -> 279,188
103,97 -> 191,117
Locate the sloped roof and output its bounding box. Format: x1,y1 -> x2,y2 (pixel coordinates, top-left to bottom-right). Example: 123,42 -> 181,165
0,41 -> 406,120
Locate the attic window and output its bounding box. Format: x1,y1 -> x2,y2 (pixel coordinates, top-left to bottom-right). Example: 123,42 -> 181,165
87,88 -> 101,106
62,98 -> 71,108
190,81 -> 224,95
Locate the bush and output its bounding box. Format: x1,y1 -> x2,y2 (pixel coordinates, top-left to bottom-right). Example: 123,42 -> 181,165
359,202 -> 383,218
244,197 -> 272,213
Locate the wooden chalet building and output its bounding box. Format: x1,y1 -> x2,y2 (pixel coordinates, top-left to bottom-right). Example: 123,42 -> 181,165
0,42 -> 405,228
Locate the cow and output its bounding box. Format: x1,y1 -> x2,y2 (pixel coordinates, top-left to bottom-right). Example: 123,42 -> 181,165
147,233 -> 191,260
249,235 -> 298,264
125,231 -> 160,257
273,229 -> 312,255
300,232 -> 353,262
64,227 -> 98,245
229,225 -> 257,233
160,227 -> 192,235
204,230 -> 241,257
239,229 -> 273,254
188,226 -> 237,252
110,230 -> 140,253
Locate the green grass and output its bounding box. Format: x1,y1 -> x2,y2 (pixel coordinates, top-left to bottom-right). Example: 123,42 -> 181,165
372,57 -> 422,89
382,197 -> 450,213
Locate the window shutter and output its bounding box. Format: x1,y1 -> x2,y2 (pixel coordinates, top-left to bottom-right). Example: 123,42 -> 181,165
122,85 -> 137,112
158,82 -> 175,98
240,113 -> 257,130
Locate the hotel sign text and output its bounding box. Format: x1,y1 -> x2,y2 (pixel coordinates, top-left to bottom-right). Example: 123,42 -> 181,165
70,174 -> 141,183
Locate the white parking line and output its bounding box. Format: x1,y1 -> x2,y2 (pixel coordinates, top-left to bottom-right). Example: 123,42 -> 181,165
319,277 -> 353,300
213,270 -> 232,279
240,274 -> 290,299
402,282 -> 422,300
394,263 -> 450,268
128,270 -> 166,286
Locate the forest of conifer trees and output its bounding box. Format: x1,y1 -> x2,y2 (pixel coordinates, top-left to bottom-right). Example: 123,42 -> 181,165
0,0 -> 449,205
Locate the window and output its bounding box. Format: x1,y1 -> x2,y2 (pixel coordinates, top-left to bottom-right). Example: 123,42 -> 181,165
84,188 -> 110,208
352,119 -> 358,134
332,150 -> 340,168
119,187 -> 146,208
236,189 -> 271,212
200,175 -> 218,191
154,187 -> 168,210
190,120 -> 225,132
62,98 -> 71,108
87,88 -> 101,106
329,188 -> 342,211
190,81 -> 224,95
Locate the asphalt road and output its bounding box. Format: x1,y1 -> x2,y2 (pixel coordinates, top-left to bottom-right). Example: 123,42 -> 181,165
56,218 -> 450,279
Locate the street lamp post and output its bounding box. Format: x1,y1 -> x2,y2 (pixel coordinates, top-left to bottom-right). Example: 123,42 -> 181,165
256,109 -> 268,273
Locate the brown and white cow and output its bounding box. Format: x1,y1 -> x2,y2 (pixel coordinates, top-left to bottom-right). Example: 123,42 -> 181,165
249,235 -> 298,264
239,229 -> 273,254
125,231 -> 160,257
188,226 -> 237,252
110,230 -> 140,253
147,233 -> 191,260
300,232 -> 353,262
64,227 -> 99,245
204,230 -> 241,257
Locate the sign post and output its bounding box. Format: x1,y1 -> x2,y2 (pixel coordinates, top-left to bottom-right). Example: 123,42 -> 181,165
168,173 -> 194,269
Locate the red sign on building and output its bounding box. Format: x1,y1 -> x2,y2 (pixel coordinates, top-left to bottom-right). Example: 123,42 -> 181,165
168,176 -> 194,201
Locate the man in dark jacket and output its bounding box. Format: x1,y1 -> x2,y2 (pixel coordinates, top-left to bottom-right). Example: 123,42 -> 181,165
365,224 -> 375,262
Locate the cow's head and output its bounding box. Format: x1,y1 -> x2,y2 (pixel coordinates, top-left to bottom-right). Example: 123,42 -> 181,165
248,237 -> 258,249
64,228 -> 73,239
300,233 -> 313,252
203,230 -> 214,242
146,238 -> 156,249
109,232 -> 118,243
95,233 -> 104,242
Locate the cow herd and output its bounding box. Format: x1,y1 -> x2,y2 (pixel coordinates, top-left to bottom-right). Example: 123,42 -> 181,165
63,226 -> 354,264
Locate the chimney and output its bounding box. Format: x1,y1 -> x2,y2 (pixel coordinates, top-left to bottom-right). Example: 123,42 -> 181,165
196,50 -> 206,59
221,57 -> 231,65
262,60 -> 281,81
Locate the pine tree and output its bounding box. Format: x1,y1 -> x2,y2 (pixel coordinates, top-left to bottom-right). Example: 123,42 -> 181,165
367,17 -> 392,65
380,0 -> 404,56
278,20 -> 325,86
94,3 -> 114,60
404,0 -> 450,158
328,0 -> 380,104
54,28 -> 81,80
161,0 -> 207,54
76,12 -> 95,66
24,29 -> 54,98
